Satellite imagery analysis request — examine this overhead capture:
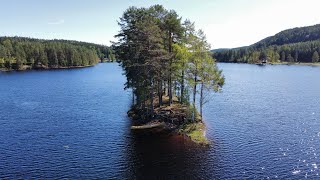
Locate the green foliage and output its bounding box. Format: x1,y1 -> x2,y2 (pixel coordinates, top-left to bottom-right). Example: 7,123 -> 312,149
0,58 -> 4,68
214,24 -> 320,63
114,5 -> 224,121
0,37 -> 114,70
178,122 -> 208,145
312,51 -> 319,63
172,43 -> 190,103
254,24 -> 320,47
266,48 -> 280,63
286,53 -> 294,63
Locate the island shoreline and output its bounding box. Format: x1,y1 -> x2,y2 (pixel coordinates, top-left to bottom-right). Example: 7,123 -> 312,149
128,97 -> 209,146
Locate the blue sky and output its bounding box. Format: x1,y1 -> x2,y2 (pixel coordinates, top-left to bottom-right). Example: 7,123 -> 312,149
1,0 -> 319,48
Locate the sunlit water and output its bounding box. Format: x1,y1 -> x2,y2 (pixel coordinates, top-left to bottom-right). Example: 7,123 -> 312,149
0,63 -> 319,179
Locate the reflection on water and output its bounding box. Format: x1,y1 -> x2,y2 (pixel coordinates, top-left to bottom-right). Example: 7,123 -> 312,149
123,131 -> 218,179
0,63 -> 320,178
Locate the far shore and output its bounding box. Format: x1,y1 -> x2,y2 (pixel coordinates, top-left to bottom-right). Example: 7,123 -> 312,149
270,62 -> 320,66
0,64 -> 97,72
217,61 -> 320,67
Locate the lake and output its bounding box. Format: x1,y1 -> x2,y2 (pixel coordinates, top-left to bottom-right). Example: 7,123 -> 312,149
0,63 -> 320,179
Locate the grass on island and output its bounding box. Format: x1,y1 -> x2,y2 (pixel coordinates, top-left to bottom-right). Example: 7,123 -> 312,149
178,122 -> 208,145
176,104 -> 209,145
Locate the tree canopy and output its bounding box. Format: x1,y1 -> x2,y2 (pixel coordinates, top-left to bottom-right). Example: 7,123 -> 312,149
0,37 -> 115,70
214,24 -> 320,63
113,5 -> 224,121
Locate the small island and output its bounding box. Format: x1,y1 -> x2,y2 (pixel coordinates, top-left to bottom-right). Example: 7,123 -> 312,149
113,5 -> 225,145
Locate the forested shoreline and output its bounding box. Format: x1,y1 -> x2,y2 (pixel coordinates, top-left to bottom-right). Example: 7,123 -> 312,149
214,24 -> 320,64
113,5 -> 224,143
0,37 -> 115,71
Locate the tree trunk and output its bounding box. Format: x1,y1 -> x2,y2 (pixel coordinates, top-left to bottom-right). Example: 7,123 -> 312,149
174,81 -> 177,96
200,81 -> 204,119
169,76 -> 172,105
142,91 -> 146,114
168,31 -> 173,106
136,92 -> 141,108
163,80 -> 166,96
132,89 -> 135,105
150,74 -> 154,117
193,73 -> 197,121
180,69 -> 185,104
158,80 -> 163,107
167,80 -> 170,96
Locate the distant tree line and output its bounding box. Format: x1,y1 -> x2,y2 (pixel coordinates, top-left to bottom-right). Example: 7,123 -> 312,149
0,37 -> 115,70
214,24 -> 320,63
113,5 -> 224,121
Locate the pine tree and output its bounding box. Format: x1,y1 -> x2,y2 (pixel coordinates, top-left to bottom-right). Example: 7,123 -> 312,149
113,5 -> 224,122
312,51 -> 319,63
294,51 -> 299,62
286,53 -> 294,62
0,37 -> 111,70
281,51 -> 286,62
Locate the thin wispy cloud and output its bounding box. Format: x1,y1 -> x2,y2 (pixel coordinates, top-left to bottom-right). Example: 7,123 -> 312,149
47,19 -> 65,25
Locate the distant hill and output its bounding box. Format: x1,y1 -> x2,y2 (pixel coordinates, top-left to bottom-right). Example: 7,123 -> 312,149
253,24 -> 320,48
211,48 -> 230,53
213,24 -> 320,63
212,46 -> 248,53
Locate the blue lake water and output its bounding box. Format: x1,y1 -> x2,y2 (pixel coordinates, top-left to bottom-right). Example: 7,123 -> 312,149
0,63 -> 320,179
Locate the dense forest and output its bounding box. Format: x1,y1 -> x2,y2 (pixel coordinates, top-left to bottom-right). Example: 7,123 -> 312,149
214,24 -> 320,63
113,5 -> 224,121
0,37 -> 115,70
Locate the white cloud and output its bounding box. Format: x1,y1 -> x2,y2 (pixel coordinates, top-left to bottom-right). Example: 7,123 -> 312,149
47,19 -> 65,25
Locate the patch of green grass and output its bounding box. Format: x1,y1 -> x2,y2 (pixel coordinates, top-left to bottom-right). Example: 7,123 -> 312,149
178,122 -> 209,145
185,104 -> 202,122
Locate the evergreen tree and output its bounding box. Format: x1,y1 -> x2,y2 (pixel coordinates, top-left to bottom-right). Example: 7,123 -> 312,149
281,51 -> 286,62
312,51 -> 319,63
294,51 -> 299,62
114,5 -> 224,122
286,53 -> 294,62
0,45 -> 7,68
213,24 -> 320,64
0,37 -> 110,70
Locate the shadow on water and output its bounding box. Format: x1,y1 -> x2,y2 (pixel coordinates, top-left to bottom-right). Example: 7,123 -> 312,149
122,128 -> 223,179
